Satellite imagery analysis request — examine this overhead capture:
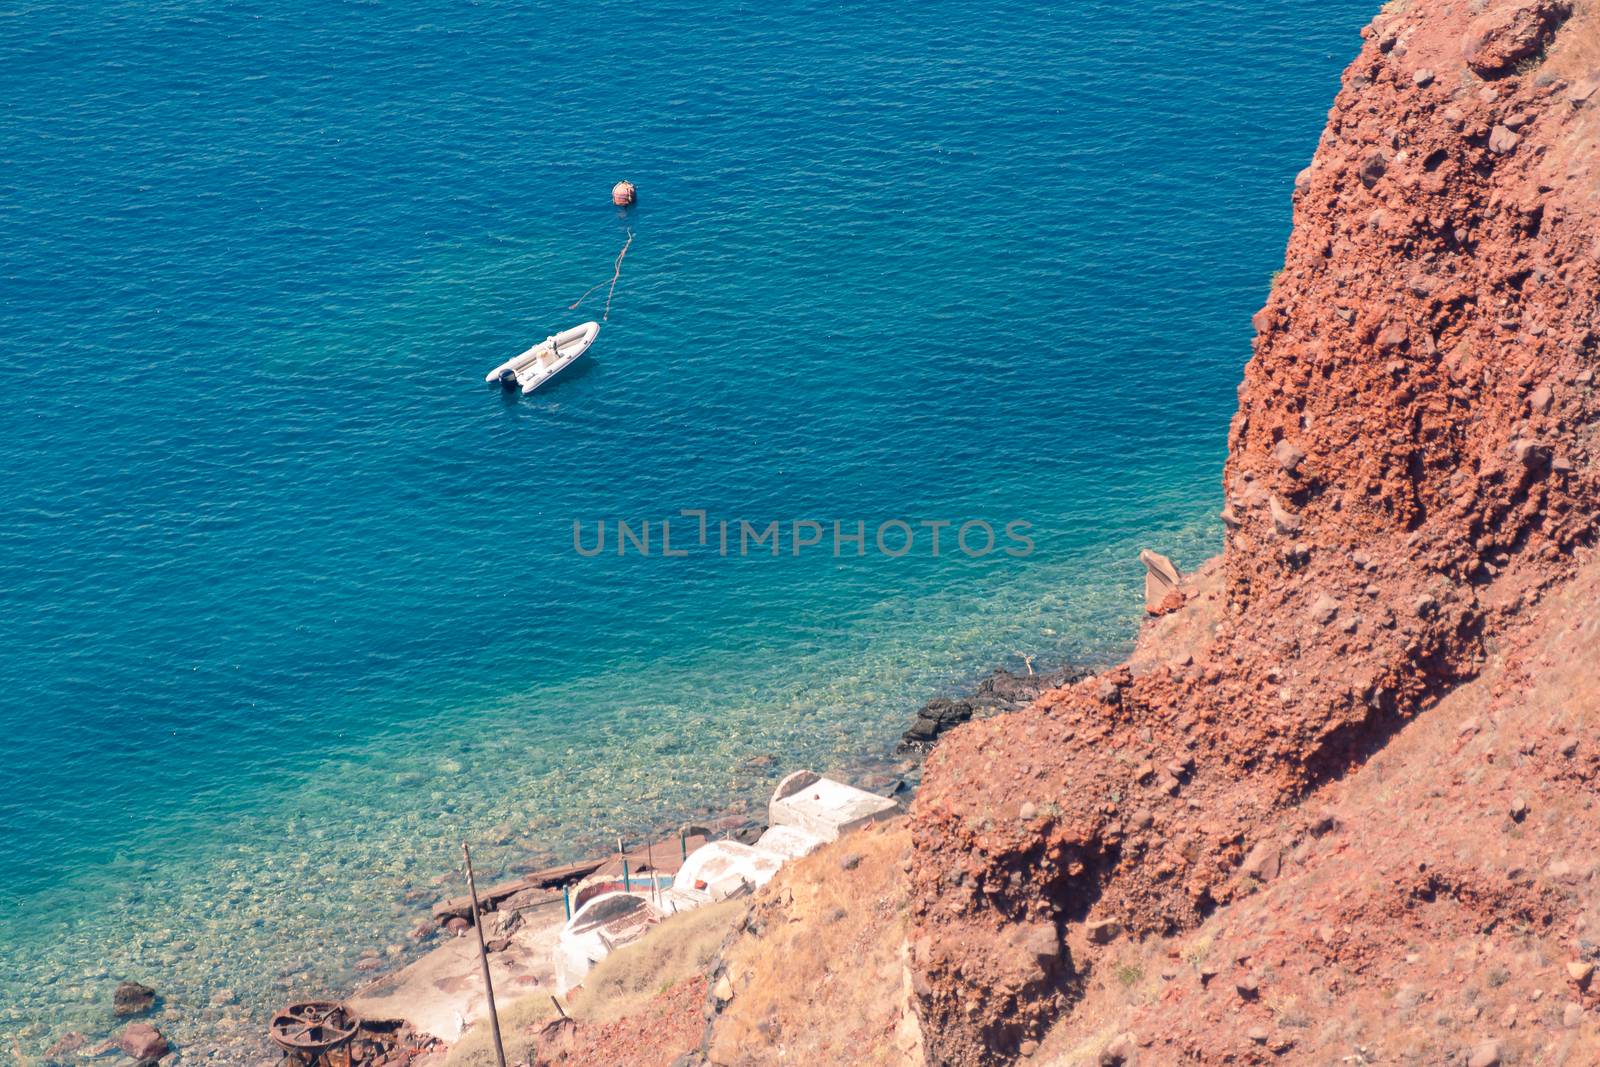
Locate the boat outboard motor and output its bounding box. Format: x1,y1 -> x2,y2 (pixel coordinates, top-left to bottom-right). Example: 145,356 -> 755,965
496,367 -> 518,388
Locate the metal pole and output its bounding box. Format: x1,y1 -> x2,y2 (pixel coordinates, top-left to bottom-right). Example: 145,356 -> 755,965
462,843 -> 507,1067
646,838 -> 658,906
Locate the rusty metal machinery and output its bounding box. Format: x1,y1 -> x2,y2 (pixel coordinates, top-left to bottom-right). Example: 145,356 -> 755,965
268,1001 -> 360,1066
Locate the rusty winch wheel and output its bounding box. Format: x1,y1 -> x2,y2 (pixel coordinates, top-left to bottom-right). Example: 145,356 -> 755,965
269,1001 -> 360,1065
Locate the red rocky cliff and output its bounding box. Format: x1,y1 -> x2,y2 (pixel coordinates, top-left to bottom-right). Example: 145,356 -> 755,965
905,2 -> 1600,1063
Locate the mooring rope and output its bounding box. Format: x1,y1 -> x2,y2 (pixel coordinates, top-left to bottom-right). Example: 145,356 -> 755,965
568,229 -> 634,321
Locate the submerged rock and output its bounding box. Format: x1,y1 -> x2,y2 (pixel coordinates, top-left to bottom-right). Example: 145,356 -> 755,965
43,1032 -> 87,1059
113,980 -> 156,1016
900,697 -> 974,749
898,665 -> 1090,752
117,1021 -> 168,1061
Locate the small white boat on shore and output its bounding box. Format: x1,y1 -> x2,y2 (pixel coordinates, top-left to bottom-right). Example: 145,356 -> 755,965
484,321 -> 600,395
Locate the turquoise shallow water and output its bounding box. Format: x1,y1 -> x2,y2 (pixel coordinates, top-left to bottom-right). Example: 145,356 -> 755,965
0,0 -> 1370,1053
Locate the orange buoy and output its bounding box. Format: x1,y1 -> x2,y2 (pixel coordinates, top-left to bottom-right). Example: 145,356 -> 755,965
611,180 -> 636,207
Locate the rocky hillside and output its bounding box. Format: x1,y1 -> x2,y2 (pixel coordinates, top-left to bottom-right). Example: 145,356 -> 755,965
903,0 -> 1600,1063
540,2 -> 1600,1064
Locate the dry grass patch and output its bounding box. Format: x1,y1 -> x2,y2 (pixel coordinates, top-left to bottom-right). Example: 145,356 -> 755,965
444,898 -> 742,1067
1548,0 -> 1600,83
444,991 -> 557,1067
569,896 -> 744,1024
706,820 -> 919,1067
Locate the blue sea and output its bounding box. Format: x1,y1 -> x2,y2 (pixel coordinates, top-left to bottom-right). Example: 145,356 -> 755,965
0,0 -> 1369,1054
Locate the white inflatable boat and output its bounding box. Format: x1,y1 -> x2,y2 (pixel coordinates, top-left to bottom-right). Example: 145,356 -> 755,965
484,321 -> 600,395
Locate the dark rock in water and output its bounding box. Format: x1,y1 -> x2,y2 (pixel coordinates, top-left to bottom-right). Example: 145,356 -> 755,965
980,664 -> 1087,707
978,670 -> 1035,702
899,697 -> 976,751
898,665 -> 1090,752
856,773 -> 909,798
113,981 -> 157,1016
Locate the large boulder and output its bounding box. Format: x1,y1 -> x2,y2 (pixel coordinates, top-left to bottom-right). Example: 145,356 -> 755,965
480,907 -> 522,940
1461,0 -> 1572,76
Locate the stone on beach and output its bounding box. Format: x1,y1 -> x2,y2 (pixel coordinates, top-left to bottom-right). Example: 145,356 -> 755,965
1271,439 -> 1307,474
1359,150 -> 1388,188
1489,124 -> 1521,155
1270,496 -> 1301,535
1241,840 -> 1283,882
1308,595 -> 1342,626
1098,1033 -> 1135,1065
480,908 -> 523,940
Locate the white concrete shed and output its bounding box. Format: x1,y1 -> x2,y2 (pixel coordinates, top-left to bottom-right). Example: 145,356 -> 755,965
767,770 -> 898,842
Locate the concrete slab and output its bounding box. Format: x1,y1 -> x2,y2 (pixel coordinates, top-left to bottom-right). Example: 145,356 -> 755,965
768,771 -> 898,842
348,906 -> 562,1042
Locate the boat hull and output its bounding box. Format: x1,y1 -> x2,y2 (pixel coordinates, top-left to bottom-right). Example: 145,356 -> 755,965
482,321 -> 600,394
